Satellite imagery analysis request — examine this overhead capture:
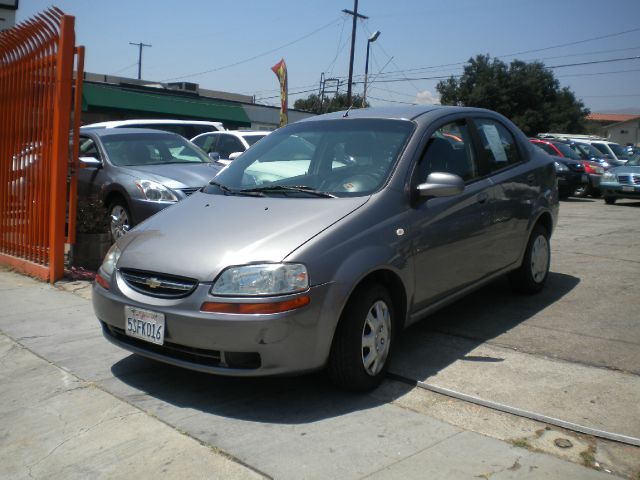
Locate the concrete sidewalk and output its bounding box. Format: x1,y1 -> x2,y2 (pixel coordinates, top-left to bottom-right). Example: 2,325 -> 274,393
0,269 -> 629,479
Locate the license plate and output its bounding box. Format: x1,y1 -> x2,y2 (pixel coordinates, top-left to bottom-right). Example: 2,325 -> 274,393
124,306 -> 165,345
622,186 -> 634,192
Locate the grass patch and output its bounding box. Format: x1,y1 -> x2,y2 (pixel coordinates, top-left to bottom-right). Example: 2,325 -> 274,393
580,447 -> 596,468
510,437 -> 530,449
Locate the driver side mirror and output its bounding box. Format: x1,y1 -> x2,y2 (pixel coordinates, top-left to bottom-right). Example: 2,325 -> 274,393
79,156 -> 102,168
417,172 -> 464,198
208,152 -> 220,161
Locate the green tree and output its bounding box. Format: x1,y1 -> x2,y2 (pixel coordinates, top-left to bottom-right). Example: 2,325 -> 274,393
436,55 -> 589,136
294,93 -> 369,114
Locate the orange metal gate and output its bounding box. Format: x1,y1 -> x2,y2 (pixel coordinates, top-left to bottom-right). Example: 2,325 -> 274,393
0,7 -> 84,283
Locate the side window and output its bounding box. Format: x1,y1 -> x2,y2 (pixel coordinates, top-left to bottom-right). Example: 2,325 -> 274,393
475,119 -> 522,171
193,134 -> 218,153
79,137 -> 100,158
217,135 -> 245,159
417,120 -> 478,182
536,142 -> 556,156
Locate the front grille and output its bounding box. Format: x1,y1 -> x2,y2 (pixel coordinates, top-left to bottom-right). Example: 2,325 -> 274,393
618,174 -> 640,185
120,269 -> 197,298
102,323 -> 261,369
179,187 -> 201,196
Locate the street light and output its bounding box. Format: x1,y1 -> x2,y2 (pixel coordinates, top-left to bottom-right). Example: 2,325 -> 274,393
362,30 -> 380,107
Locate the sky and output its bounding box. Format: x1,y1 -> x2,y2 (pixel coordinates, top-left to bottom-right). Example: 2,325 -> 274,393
16,0 -> 640,114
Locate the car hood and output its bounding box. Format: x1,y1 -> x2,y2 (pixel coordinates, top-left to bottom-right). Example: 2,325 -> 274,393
610,164 -> 640,174
117,192 -> 369,282
119,163 -> 221,188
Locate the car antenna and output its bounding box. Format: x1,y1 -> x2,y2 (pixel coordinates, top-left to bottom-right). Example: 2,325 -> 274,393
343,105 -> 353,118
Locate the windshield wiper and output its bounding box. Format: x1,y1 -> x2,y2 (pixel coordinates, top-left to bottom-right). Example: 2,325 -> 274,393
208,180 -> 264,196
240,185 -> 336,198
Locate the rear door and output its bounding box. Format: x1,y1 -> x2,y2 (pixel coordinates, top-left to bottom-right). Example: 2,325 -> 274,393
470,117 -> 537,268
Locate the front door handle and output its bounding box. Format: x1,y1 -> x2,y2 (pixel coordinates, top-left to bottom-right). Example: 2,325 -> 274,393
477,192 -> 489,204
527,173 -> 536,185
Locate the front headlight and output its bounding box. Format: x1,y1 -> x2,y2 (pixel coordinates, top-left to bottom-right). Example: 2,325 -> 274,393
100,244 -> 121,277
135,179 -> 178,202
211,263 -> 308,296
554,161 -> 569,172
601,172 -> 617,183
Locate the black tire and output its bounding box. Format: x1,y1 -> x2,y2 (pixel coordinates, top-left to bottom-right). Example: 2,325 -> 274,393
604,196 -> 616,205
509,224 -> 550,294
573,183 -> 590,198
327,283 -> 395,392
108,201 -> 133,242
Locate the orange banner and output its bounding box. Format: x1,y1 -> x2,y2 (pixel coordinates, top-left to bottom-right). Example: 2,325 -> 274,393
271,59 -> 288,127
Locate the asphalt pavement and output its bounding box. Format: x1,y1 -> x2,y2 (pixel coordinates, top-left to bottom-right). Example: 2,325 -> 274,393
1,199 -> 639,479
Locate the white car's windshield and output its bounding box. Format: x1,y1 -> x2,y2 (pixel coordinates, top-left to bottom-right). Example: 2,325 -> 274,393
208,119 -> 414,198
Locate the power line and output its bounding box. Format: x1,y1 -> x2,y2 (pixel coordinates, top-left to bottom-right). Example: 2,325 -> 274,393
557,68 -> 640,78
496,26 -> 640,59
162,17 -> 342,82
351,55 -> 640,85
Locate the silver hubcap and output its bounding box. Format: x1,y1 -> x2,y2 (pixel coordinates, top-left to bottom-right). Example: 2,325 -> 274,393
361,300 -> 391,376
530,234 -> 549,283
110,205 -> 130,240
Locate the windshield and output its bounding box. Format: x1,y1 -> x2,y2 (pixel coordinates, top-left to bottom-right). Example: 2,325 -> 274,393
207,119 -> 414,197
574,142 -> 602,158
101,133 -> 211,166
551,142 -> 582,160
627,154 -> 640,166
607,142 -> 630,160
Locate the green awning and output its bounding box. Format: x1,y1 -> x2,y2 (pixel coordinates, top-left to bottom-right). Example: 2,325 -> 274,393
81,82 -> 250,124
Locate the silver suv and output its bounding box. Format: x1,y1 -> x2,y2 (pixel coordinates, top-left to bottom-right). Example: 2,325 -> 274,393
93,106 -> 558,391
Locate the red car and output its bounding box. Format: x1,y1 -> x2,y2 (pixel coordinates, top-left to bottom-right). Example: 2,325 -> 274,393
530,139 -> 603,197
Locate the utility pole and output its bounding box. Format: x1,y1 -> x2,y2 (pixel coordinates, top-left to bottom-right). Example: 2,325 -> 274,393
342,0 -> 367,107
129,42 -> 152,80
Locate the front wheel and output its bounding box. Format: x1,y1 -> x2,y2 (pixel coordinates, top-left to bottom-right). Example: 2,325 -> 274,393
327,283 -> 395,392
509,225 -> 550,294
109,202 -> 133,242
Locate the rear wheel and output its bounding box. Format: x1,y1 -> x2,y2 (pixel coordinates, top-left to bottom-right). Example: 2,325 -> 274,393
604,196 -> 616,205
327,283 -> 395,392
510,224 -> 550,294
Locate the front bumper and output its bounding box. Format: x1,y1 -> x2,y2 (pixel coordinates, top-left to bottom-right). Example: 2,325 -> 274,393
600,183 -> 640,199
93,271 -> 335,376
557,171 -> 585,195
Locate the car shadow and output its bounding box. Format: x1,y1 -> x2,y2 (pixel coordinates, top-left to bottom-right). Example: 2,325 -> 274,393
389,272 -> 580,380
110,271 -> 579,424
563,197 -> 596,202
613,201 -> 640,207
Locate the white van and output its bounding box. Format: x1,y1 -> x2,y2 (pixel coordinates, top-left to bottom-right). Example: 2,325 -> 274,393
81,119 -> 225,139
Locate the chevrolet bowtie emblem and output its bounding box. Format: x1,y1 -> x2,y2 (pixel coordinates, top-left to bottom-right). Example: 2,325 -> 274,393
145,277 -> 162,289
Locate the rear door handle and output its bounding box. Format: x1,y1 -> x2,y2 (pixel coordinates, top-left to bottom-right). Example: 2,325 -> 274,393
477,192 -> 489,204
527,174 -> 536,185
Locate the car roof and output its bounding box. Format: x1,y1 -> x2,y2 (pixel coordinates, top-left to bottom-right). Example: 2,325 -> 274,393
82,119 -> 224,128
81,127 -> 183,138
298,105 -> 490,122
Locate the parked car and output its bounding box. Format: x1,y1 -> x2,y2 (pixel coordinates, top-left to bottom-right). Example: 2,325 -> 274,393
566,140 -> 611,170
191,130 -> 269,165
530,143 -> 586,199
530,138 -> 600,197
82,119 -> 225,139
77,128 -> 221,240
580,139 -> 630,166
600,154 -> 640,204
93,106 -> 558,392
